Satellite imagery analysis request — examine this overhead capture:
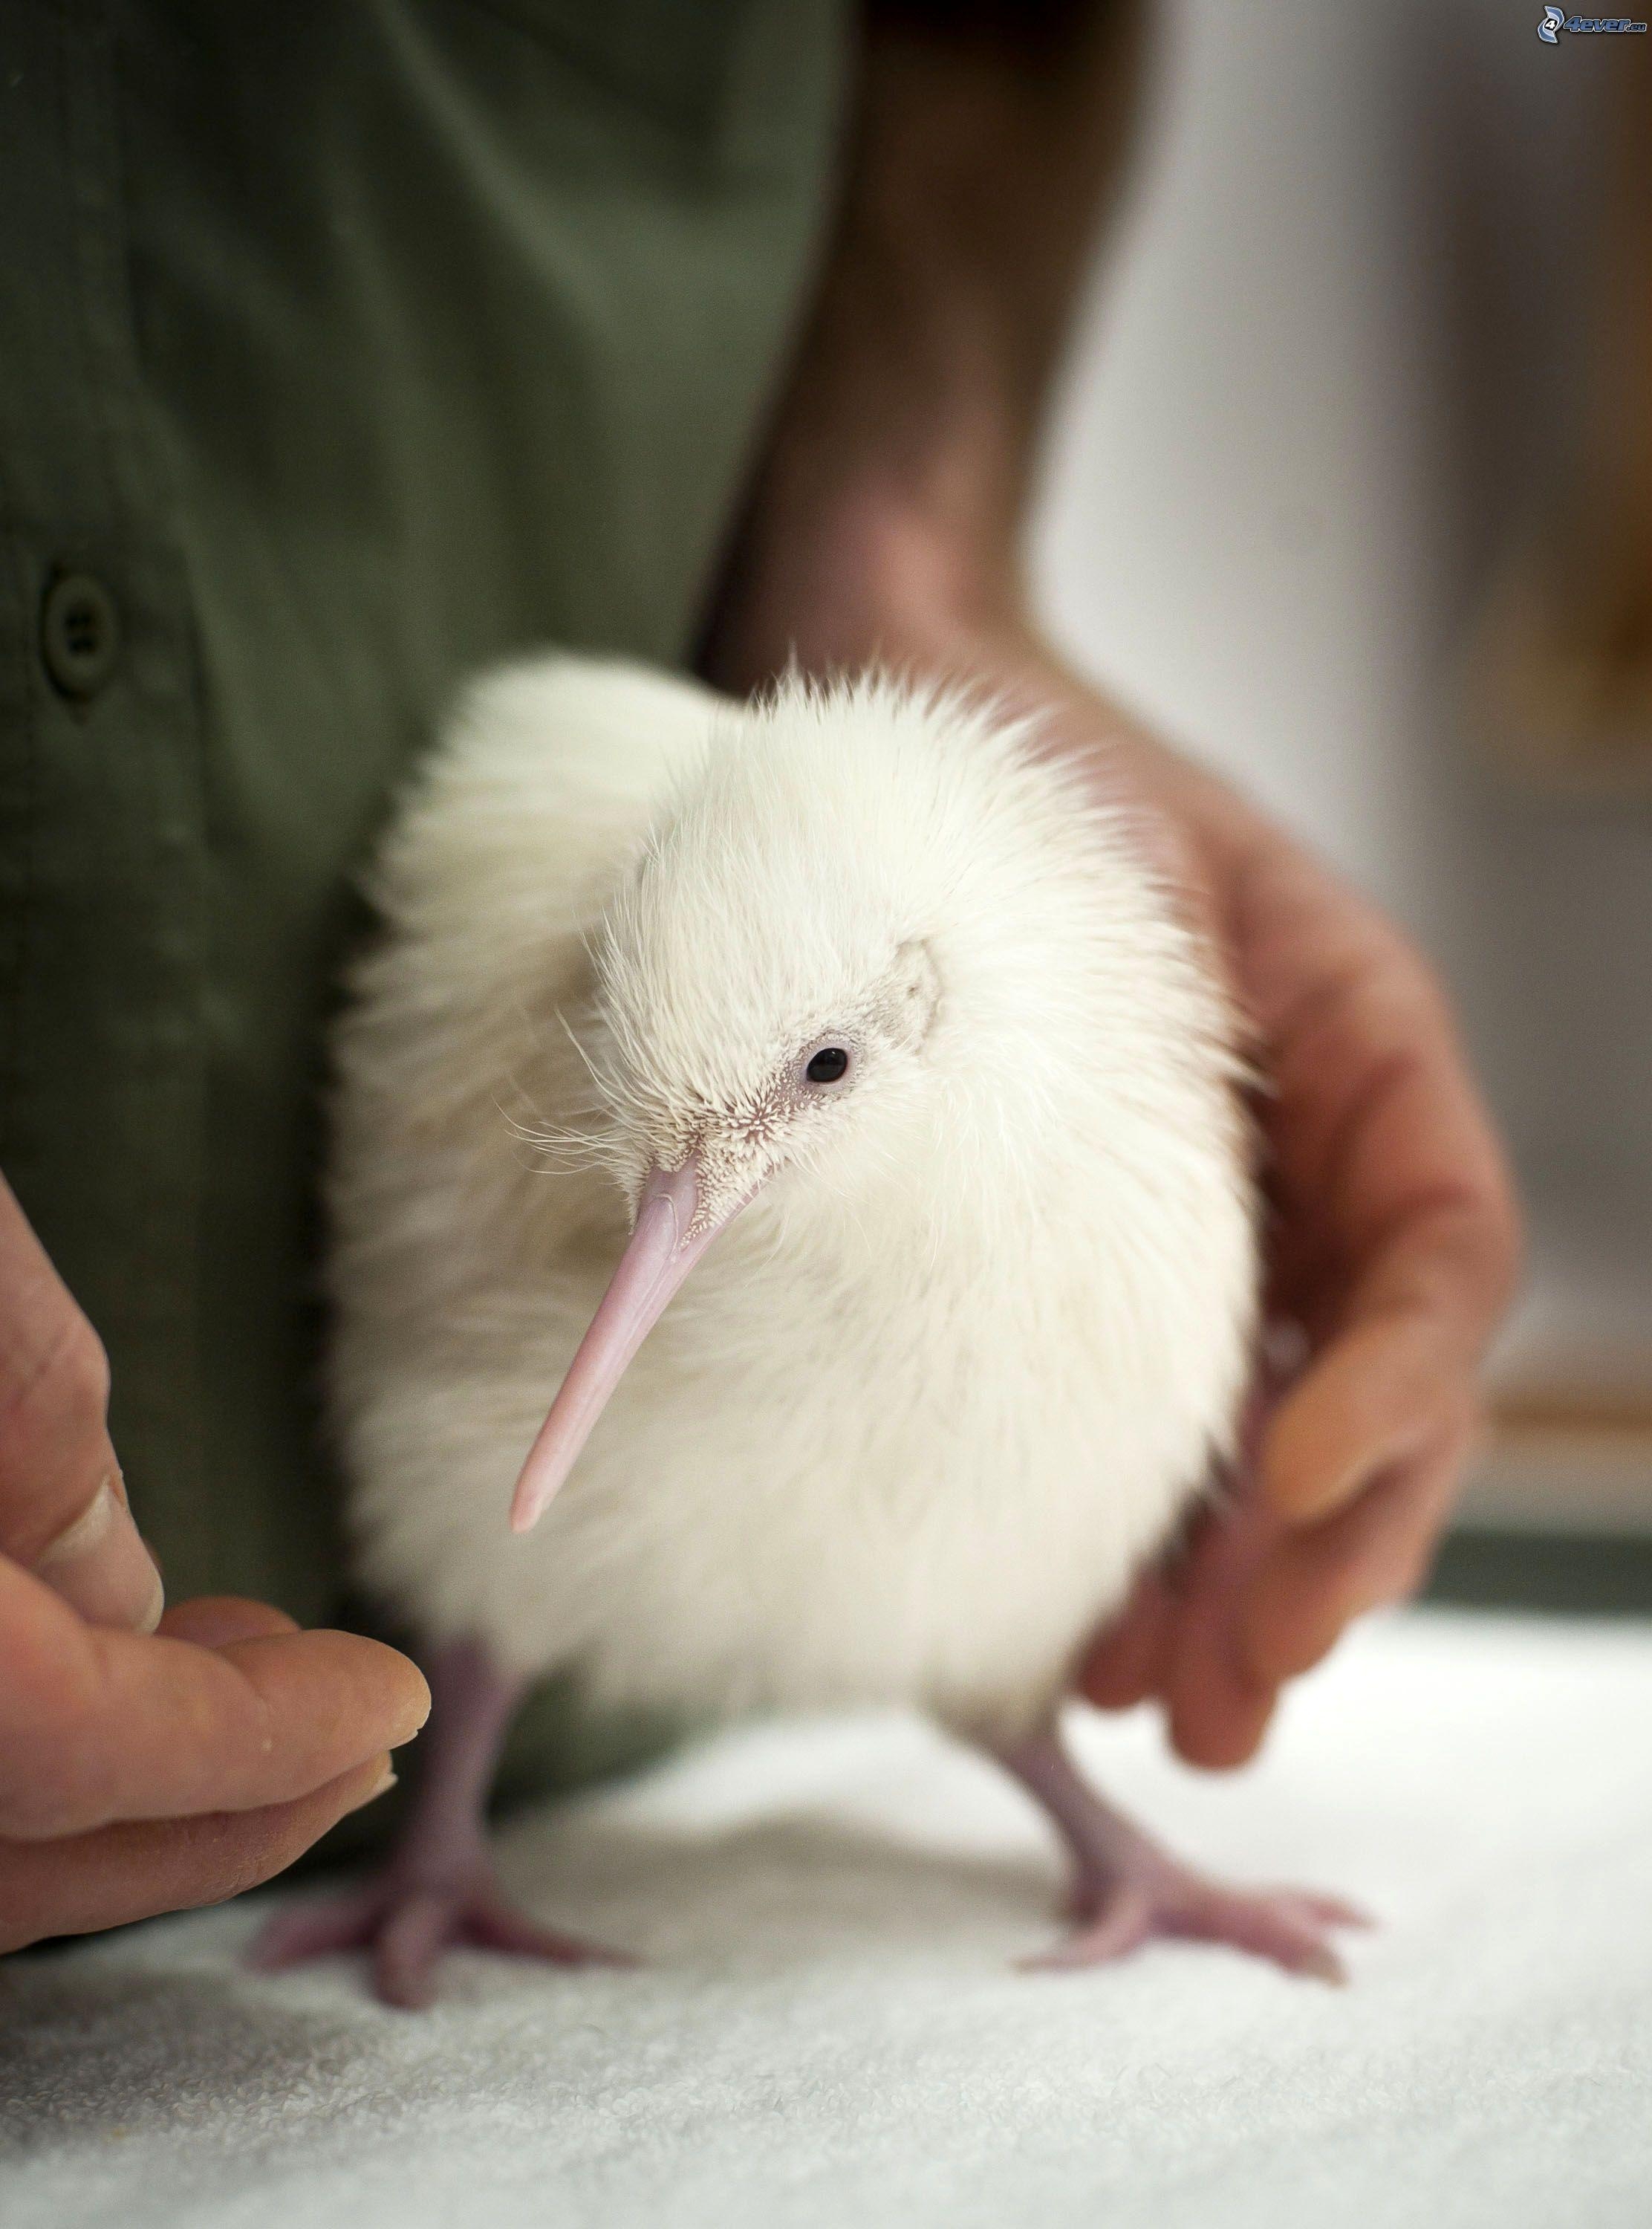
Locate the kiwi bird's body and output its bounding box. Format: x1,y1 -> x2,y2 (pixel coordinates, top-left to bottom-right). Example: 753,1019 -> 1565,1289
329,658 -> 1257,1742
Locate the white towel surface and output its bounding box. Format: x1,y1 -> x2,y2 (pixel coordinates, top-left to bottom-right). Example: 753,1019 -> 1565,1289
3,1609 -> 1650,2229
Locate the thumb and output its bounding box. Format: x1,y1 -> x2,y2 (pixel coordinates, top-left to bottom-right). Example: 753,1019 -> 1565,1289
0,1175 -> 163,1632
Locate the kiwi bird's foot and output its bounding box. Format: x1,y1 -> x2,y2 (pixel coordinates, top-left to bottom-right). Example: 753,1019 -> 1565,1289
996,1725 -> 1372,1985
1027,1868 -> 1368,1982
248,1871 -> 634,2010
244,1635 -> 629,2008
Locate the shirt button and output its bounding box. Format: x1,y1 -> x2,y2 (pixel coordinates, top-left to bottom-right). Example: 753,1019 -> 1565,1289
40,571 -> 122,701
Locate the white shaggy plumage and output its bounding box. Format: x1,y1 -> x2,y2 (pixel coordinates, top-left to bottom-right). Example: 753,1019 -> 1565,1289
329,657 -> 1257,1742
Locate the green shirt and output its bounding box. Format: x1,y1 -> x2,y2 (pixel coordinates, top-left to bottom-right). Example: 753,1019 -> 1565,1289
0,0 -> 845,1800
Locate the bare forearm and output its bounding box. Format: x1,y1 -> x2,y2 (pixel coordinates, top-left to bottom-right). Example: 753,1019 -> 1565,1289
700,0 -> 1149,687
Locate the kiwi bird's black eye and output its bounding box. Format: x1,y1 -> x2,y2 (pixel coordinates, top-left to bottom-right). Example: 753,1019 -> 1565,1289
804,1046 -> 850,1086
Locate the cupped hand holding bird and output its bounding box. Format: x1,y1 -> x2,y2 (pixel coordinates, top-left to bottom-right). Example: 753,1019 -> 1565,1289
836,615 -> 1522,1772
0,1175 -> 429,1953
705,540 -> 1519,1774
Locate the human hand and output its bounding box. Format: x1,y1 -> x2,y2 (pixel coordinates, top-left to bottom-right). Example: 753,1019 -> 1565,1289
0,1176 -> 430,1951
926,623 -> 1522,1768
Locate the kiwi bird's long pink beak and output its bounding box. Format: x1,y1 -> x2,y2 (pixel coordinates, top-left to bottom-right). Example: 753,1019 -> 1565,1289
509,1161 -> 736,1534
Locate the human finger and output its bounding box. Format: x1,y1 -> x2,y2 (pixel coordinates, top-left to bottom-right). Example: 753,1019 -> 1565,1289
0,1175 -> 163,1632
1078,1563 -> 1174,1710
1157,1495 -> 1281,1770
1263,1183 -> 1514,1528
1243,1404 -> 1478,1689
0,1557 -> 429,1838
1162,1405 -> 1475,1765
1255,929 -> 1518,1526
1167,1672 -> 1278,1774
0,1753 -> 395,1954
156,1597 -> 302,1649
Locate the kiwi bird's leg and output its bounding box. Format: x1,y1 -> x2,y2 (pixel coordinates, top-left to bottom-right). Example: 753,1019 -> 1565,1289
993,1722 -> 1370,1983
250,1638 -> 630,2008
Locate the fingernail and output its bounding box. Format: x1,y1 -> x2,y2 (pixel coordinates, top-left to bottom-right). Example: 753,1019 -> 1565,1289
36,1473 -> 166,1633
348,1765 -> 397,1813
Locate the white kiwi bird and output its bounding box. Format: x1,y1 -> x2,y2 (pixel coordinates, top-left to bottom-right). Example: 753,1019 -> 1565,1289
251,655 -> 1365,2008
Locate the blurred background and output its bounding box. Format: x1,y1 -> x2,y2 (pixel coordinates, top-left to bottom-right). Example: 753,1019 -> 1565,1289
1030,0 -> 1651,1611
